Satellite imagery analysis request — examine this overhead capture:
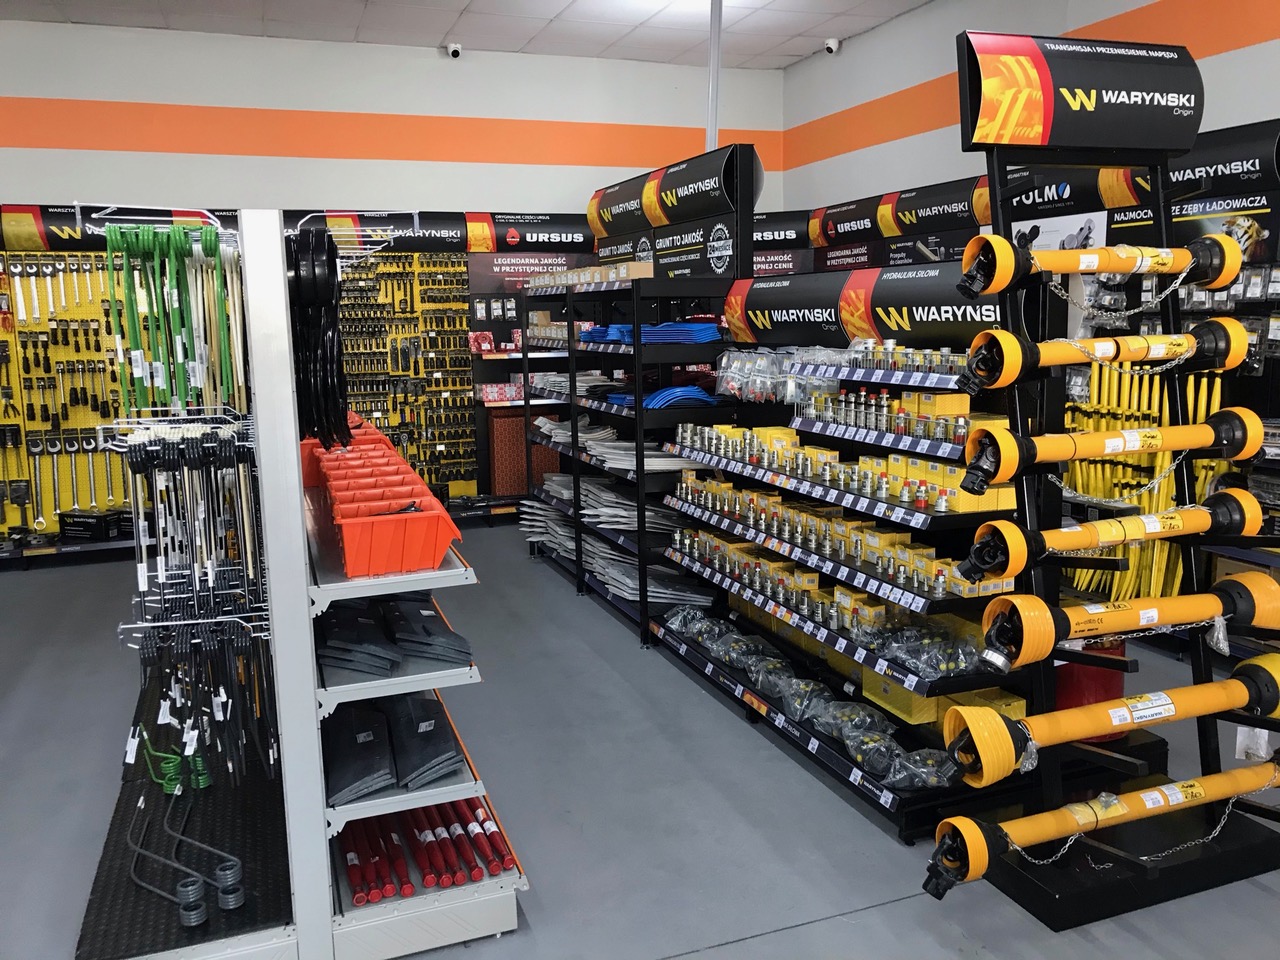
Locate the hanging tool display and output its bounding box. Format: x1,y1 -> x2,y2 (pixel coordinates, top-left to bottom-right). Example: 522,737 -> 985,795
976,571 -> 1280,673
956,233 -> 1242,299
956,316 -> 1251,393
943,652 -> 1280,789
335,250 -> 478,495
961,406 -> 1263,494
957,488 -> 1263,581
286,228 -> 351,449
924,755 -> 1280,899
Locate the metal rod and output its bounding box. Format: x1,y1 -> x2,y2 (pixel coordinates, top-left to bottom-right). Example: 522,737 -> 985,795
706,0 -> 722,151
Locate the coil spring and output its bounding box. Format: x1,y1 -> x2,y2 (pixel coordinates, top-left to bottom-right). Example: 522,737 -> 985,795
178,900 -> 208,927
217,884 -> 246,910
157,753 -> 210,793
214,861 -> 242,887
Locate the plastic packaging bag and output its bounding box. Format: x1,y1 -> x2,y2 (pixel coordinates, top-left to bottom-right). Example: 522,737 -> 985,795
779,678 -> 835,722
745,657 -> 795,697
665,605 -> 711,633
812,701 -> 892,738
842,730 -> 905,779
881,749 -> 956,791
723,635 -> 778,669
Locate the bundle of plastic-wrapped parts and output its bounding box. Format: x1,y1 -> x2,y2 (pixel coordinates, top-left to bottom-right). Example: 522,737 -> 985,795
859,622 -> 982,681
663,607 -> 954,791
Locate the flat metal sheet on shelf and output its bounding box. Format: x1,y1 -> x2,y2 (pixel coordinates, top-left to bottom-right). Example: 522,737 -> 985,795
305,488 -> 476,612
326,757 -> 484,836
317,656 -> 481,715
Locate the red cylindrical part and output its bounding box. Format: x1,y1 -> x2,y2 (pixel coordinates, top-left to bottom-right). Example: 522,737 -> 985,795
409,808 -> 451,888
338,826 -> 368,906
399,812 -> 437,886
468,800 -> 515,870
361,819 -> 397,899
351,818 -> 383,902
377,815 -> 416,898
1055,639 -> 1128,742
437,805 -> 485,882
452,801 -> 501,876
423,805 -> 467,885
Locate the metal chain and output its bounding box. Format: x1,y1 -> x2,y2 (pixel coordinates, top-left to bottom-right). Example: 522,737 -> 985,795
1040,336 -> 1198,376
1010,832 -> 1081,865
1047,255 -> 1197,324
1142,766 -> 1280,862
1047,451 -> 1190,506
1045,505 -> 1208,558
1070,618 -> 1220,647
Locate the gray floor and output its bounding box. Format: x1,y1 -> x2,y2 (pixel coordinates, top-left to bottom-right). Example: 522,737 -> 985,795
2,526 -> 1277,960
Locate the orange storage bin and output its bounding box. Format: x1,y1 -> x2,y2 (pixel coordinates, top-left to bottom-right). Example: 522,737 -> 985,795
330,485 -> 428,513
326,476 -> 424,494
334,497 -> 462,576
322,465 -> 413,484
301,431 -> 394,486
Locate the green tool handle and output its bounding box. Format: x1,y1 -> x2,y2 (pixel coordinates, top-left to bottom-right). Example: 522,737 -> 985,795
168,228 -> 193,407
203,228 -> 233,404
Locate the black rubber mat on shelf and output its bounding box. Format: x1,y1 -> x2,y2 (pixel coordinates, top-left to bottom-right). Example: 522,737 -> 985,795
76,766 -> 293,960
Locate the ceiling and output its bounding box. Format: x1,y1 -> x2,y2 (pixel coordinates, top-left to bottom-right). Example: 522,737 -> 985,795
0,0 -> 930,68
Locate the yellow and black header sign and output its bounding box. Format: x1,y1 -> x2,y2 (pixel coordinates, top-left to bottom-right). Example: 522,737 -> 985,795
958,31 -> 1203,159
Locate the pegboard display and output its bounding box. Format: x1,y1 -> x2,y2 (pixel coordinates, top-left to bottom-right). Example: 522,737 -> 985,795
338,252 -> 477,496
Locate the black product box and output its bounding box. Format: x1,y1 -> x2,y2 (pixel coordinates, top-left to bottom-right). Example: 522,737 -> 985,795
58,510 -> 122,542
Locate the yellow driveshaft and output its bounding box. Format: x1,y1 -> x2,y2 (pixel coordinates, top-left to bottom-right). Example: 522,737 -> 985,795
977,571 -> 1280,673
944,653 -> 1280,788
957,316 -> 1249,393
956,232 -> 1241,299
961,406 -> 1262,494
957,488 -> 1262,581
924,758 -> 1279,897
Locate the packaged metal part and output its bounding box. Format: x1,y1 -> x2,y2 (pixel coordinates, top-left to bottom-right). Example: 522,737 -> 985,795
841,730 -> 905,779
665,605 -> 712,633
881,749 -> 955,791
811,701 -> 892,738
779,678 -> 835,722
745,657 -> 795,697
722,635 -> 779,669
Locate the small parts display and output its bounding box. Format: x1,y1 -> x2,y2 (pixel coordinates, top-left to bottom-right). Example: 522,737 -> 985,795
956,233 -> 1242,299
287,227 -> 350,450
337,800 -> 517,907
339,252 -> 477,494
977,571 -> 1280,674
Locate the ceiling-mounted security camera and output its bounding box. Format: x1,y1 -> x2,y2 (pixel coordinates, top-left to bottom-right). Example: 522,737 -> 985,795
824,38 -> 840,54
446,42 -> 462,59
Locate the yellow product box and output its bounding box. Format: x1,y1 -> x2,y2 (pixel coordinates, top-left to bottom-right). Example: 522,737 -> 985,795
714,426 -> 747,441
901,543 -> 934,569
866,455 -> 888,475
940,465 -> 1003,512
948,571 -> 982,598
681,468 -> 699,486
858,601 -> 887,625
887,452 -> 907,478
789,568 -> 820,591
808,504 -> 844,520
919,391 -> 971,418
995,484 -> 1018,510
978,576 -> 1003,596
950,687 -> 1027,722
862,666 -> 939,725
912,550 -> 936,579
968,412 -> 1009,430
863,528 -> 908,552
755,427 -> 800,451
805,445 -> 841,465
899,390 -> 921,416
833,584 -> 859,613
756,557 -> 795,580
906,457 -> 929,484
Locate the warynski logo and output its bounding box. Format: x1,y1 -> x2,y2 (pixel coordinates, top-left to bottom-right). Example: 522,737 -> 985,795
1170,159 -> 1263,182
600,198 -> 642,223
1012,182 -> 1072,207
747,307 -> 835,330
898,202 -> 967,225
873,303 -> 999,331
1059,87 -> 1197,112
661,177 -> 720,207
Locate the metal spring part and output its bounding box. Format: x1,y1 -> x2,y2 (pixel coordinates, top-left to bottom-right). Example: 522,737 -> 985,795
179,899 -> 209,927
217,884 -> 246,910
214,860 -> 243,887
175,876 -> 205,905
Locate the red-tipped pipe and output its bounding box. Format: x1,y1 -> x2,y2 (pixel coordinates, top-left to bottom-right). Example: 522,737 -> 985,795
451,800 -> 501,876
409,808 -> 452,888
423,805 -> 467,885
351,818 -> 382,903
467,799 -> 515,871
361,819 -> 397,899
398,811 -> 437,887
436,804 -> 485,882
338,826 -> 368,906
377,815 -> 416,898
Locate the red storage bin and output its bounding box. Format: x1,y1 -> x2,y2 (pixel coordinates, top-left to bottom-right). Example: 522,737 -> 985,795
334,498 -> 461,576
322,465 -> 412,483
327,476 -> 424,494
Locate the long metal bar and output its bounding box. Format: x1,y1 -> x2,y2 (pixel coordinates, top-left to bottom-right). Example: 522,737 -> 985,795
568,290 -> 585,593
633,285 -> 649,642
706,0 -> 722,151
238,209 -> 336,960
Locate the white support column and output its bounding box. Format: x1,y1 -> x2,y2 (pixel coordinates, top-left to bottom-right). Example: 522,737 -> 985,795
238,209 -> 335,960
707,0 -> 723,151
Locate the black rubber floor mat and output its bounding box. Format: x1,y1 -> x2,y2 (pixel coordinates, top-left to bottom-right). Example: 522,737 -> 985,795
76,766 -> 293,960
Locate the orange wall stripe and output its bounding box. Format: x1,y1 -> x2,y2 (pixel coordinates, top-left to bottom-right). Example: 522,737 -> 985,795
782,0 -> 1280,171
0,95 -> 782,171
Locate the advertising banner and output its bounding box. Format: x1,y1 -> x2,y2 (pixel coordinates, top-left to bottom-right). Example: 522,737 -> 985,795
468,252 -> 596,294
1167,119 -> 1280,201
814,240 -> 885,272
597,230 -> 654,264
283,210 -> 466,253
753,249 -> 813,276
464,212 -> 593,253
808,197 -> 880,248
653,214 -> 739,280
753,210 -> 810,250
877,177 -> 989,237
2,205 -> 237,251
723,262 -> 999,349
958,31 -> 1203,156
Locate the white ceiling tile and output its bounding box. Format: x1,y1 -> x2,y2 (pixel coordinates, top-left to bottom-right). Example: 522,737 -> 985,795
669,42 -> 750,67
558,0 -> 658,25
0,0 -> 65,20
520,37 -> 610,56
263,0 -> 365,27
765,0 -> 859,12
159,0 -> 263,16
724,0 -> 771,7
719,30 -> 782,55
448,11 -> 548,41
644,2 -> 749,28
265,18 -> 359,40
616,24 -> 704,50
731,7 -> 829,32
468,0 -> 570,15
383,0 -> 469,8
600,43 -> 679,62
741,52 -> 801,68
163,12 -> 264,33
358,1 -> 458,33
441,32 -> 527,50
61,1 -> 166,26
852,0 -> 927,15
531,17 -> 633,43
355,26 -> 447,45
90,0 -> 179,10
799,11 -> 882,35
763,34 -> 825,55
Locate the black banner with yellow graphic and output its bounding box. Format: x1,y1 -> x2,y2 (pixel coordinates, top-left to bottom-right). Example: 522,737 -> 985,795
958,31 -> 1203,159
1166,119 -> 1280,201
597,230 -> 654,264
808,197 -> 880,248
653,214 -> 739,280
2,205 -> 238,251
877,177 -> 988,238
723,262 -> 1000,349
463,212 -> 592,253
753,210 -> 809,250
283,210 -> 466,252
587,175 -> 651,240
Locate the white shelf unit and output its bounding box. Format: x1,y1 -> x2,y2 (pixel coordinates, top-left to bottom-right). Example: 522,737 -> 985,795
240,211 -> 527,960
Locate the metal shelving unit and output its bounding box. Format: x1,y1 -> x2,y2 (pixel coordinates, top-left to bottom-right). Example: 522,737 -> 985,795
789,416 -> 966,461
787,362 -> 960,390
239,211 -> 526,960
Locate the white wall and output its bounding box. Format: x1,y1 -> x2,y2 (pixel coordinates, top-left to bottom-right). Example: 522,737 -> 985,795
780,0 -> 1278,209
0,21 -> 784,212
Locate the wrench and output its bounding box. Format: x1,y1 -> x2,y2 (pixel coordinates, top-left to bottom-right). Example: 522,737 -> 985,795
41,262 -> 55,317
25,259 -> 39,322
45,436 -> 62,515
27,436 -> 45,530
97,361 -> 110,418
65,435 -> 80,510
83,434 -> 98,509
9,260 -> 26,324
55,257 -> 67,310
67,258 -> 81,306
98,427 -> 116,506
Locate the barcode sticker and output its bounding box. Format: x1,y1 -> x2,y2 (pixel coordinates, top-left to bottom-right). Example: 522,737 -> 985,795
705,662 -> 714,676
158,699 -> 171,724
734,684 -> 744,698
835,638 -> 848,653
807,737 -> 819,753
355,730 -> 374,743
418,720 -> 436,733
854,648 -> 868,663
124,733 -> 139,765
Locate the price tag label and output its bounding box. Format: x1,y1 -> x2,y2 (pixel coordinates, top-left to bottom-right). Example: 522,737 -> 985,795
854,648 -> 867,663
807,737 -> 819,753
835,637 -> 848,653
803,620 -> 816,635
774,712 -> 785,728
904,674 -> 919,692
705,662 -> 714,676
911,596 -> 926,612
873,502 -> 887,517
822,560 -> 833,574
842,493 -> 855,507
909,513 -> 927,529
889,587 -> 903,604
872,369 -> 886,382
734,684 -> 744,698
855,497 -> 869,512
678,643 -> 687,656
926,372 -> 940,387
848,767 -> 862,785
890,507 -> 905,523
880,790 -> 893,808
890,371 -> 904,384
853,572 -> 866,587
874,659 -> 889,675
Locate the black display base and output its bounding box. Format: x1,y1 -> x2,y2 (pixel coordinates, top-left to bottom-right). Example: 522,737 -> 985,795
76,766 -> 292,960
984,775 -> 1280,931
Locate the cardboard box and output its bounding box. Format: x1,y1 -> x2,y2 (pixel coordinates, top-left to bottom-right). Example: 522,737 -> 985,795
862,666 -> 939,724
